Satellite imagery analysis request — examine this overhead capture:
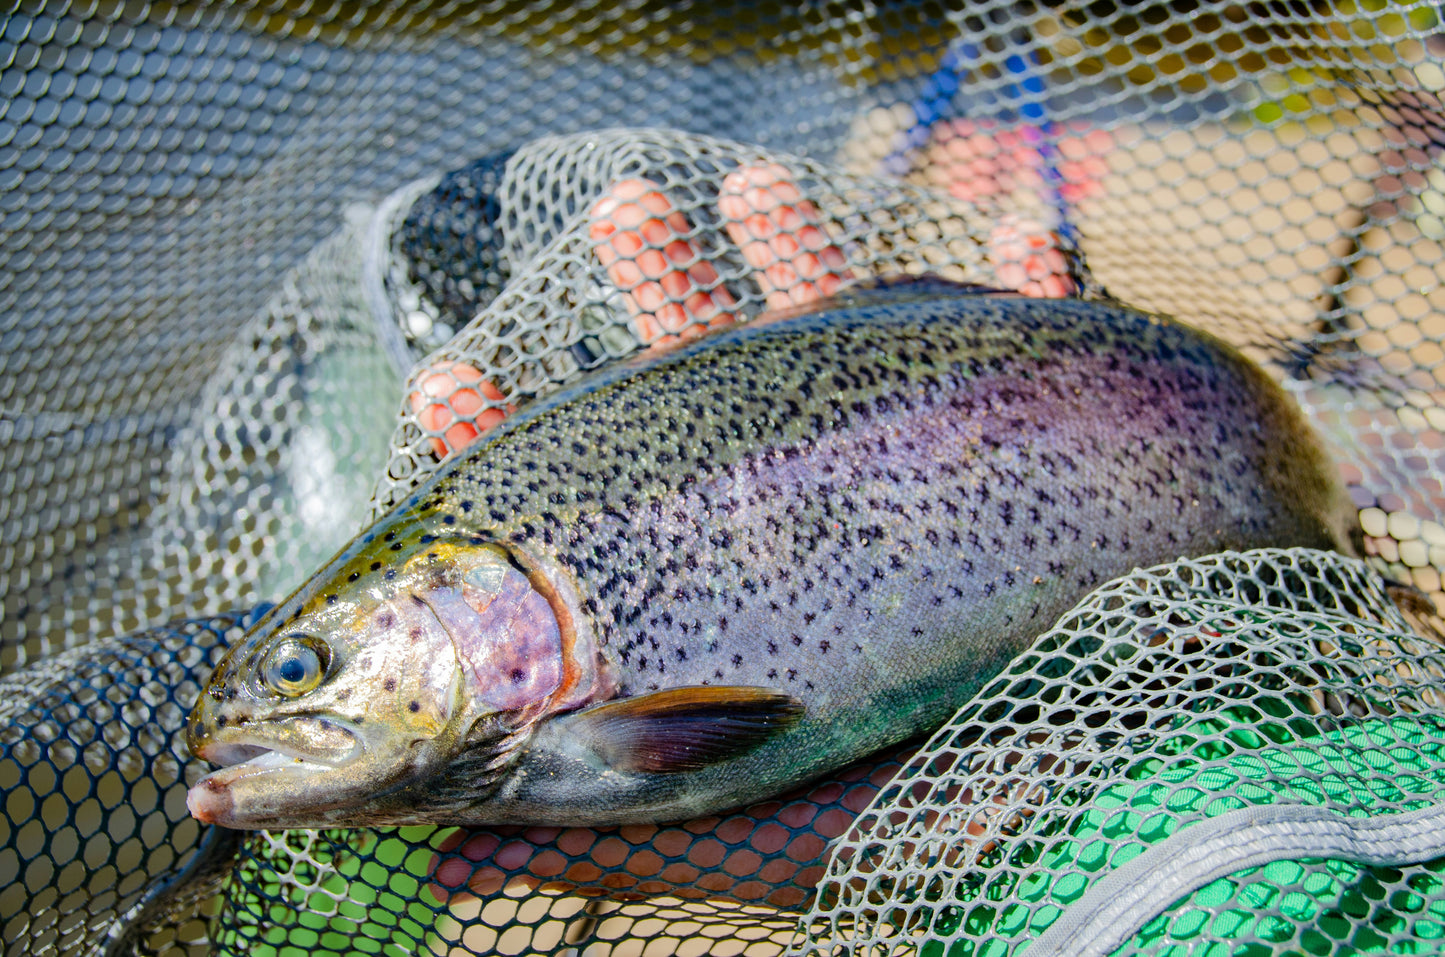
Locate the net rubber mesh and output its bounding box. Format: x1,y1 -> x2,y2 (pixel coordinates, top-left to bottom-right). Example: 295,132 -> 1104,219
3,2 -> 1445,955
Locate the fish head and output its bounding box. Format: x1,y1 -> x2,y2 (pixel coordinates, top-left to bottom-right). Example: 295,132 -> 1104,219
186,519 -> 608,828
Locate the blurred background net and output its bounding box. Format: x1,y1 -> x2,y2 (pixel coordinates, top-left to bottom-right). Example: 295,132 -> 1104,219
4,1 -> 1445,955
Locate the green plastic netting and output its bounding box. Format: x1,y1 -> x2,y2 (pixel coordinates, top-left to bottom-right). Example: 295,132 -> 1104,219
3,2 -> 1445,955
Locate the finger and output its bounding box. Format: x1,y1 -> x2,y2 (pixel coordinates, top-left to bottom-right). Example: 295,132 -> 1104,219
928,120 -> 1052,204
589,178 -> 736,350
988,214 -> 1077,299
1054,125 -> 1114,204
719,163 -> 851,312
407,360 -> 513,460
425,828 -> 546,904
423,743 -> 913,910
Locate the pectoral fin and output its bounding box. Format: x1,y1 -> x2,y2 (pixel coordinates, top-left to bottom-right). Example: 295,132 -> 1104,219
570,686 -> 804,774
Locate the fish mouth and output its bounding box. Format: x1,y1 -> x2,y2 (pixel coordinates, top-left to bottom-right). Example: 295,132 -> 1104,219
198,742 -> 271,766
187,725 -> 365,828
192,736 -> 359,774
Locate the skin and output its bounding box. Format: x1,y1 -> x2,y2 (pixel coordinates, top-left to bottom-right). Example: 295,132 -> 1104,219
408,163 -> 852,456
425,741 -> 914,910
409,364 -> 512,460
187,281 -> 1358,830
405,156 -> 1071,459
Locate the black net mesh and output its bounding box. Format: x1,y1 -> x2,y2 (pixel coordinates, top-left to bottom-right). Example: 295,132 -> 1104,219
0,610 -> 252,955
4,2 -> 1445,955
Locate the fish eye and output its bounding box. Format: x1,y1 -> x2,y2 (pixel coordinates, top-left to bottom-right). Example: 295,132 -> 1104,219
261,635 -> 331,698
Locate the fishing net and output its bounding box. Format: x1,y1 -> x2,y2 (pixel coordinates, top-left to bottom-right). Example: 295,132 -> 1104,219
3,1 -> 1445,955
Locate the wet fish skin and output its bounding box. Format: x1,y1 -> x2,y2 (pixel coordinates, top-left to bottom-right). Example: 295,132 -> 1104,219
187,285 -> 1356,829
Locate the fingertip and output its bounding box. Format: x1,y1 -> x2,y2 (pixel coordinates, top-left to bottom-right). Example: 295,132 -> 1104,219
407,361 -> 508,460
721,168 -> 751,197
602,177 -> 660,202
593,178 -> 675,227
476,378 -> 507,403
590,195 -> 619,222
733,162 -> 791,187
1037,274 -> 1076,299
815,273 -> 845,300
413,359 -> 484,393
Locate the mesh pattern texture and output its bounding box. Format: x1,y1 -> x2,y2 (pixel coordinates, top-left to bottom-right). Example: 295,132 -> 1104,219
800,548 -> 1445,955
3,2 -> 1445,956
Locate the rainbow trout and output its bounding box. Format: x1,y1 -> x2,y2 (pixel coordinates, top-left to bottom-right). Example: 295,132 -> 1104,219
186,284 -> 1357,829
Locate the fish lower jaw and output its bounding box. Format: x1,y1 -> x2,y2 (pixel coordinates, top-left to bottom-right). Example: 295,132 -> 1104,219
187,747 -> 356,828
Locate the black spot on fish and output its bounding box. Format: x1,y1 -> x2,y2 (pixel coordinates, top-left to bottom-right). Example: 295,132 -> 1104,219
348,572 -> 360,582
384,678 -> 397,692
511,669 -> 526,684
371,562 -> 382,571
409,701 -> 421,712
326,594 -> 338,605
385,569 -> 397,580
376,611 -> 395,630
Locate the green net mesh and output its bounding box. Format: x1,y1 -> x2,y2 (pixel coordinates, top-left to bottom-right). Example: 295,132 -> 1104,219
4,2 -> 1445,955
